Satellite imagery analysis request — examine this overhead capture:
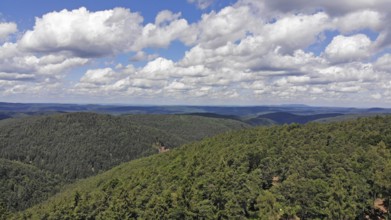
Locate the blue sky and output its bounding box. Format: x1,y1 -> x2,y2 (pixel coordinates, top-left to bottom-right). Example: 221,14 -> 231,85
0,0 -> 236,28
0,0 -> 391,107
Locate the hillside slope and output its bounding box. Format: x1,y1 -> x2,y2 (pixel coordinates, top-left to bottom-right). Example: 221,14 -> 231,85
0,113 -> 249,180
18,116 -> 391,219
0,159 -> 63,213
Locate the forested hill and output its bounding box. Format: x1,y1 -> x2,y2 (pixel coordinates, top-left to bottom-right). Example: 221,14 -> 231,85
123,114 -> 248,141
17,116 -> 391,219
0,113 -> 249,181
0,113 -> 248,215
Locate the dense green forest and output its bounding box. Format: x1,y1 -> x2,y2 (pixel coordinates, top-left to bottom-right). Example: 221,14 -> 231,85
0,113 -> 248,216
14,116 -> 391,219
124,114 -> 248,141
0,159 -> 63,213
0,113 -> 248,180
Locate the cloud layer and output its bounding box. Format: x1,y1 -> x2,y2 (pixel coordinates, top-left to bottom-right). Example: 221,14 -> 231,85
1,0 -> 391,106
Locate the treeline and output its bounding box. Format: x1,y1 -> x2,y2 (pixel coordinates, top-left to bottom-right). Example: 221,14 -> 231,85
15,115 -> 391,219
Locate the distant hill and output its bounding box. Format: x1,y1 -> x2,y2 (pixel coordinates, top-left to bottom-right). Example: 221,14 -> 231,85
183,112 -> 345,126
16,116 -> 391,219
1,102 -> 391,121
183,112 -> 241,121
0,113 -> 11,120
255,112 -> 344,124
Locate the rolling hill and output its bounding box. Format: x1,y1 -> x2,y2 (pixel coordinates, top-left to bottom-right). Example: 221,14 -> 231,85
2,102 -> 391,124
253,112 -> 344,124
15,116 -> 391,219
0,113 -> 249,180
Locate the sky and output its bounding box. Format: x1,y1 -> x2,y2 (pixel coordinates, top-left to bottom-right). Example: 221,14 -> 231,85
0,0 -> 391,107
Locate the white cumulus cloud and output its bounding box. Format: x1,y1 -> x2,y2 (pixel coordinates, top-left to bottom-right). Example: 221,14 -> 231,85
1,1 -> 391,106
19,7 -> 143,57
325,34 -> 372,63
132,11 -> 195,50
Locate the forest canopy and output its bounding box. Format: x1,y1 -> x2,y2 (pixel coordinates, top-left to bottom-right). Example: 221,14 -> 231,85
13,116 -> 391,219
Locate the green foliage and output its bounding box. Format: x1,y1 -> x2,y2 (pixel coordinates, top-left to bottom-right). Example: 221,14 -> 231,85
0,202 -> 10,220
0,159 -> 63,213
13,116 -> 391,219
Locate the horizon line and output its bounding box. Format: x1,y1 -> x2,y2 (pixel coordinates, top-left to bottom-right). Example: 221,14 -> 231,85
0,101 -> 389,110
